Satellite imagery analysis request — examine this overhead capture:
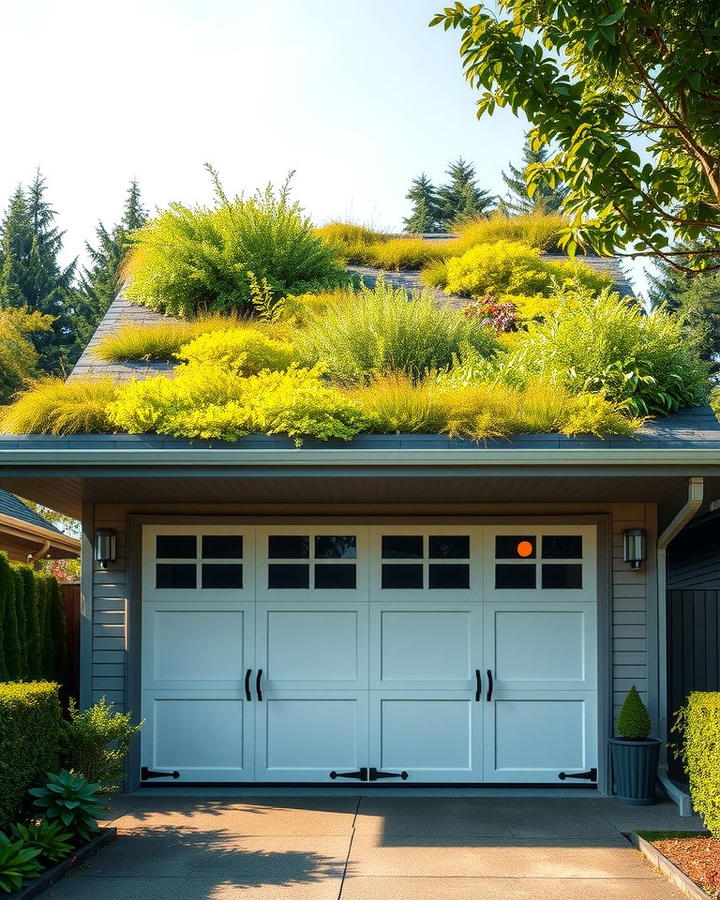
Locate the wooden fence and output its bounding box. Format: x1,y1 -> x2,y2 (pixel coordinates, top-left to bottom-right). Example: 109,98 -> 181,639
60,582 -> 80,704
667,589 -> 720,781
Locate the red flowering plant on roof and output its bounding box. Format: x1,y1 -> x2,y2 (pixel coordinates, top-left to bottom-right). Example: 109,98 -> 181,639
462,294 -> 518,333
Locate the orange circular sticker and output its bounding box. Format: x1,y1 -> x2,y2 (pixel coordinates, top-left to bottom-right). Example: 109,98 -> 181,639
516,540 -> 534,558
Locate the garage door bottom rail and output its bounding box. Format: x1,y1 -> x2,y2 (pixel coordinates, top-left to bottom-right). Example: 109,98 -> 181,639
139,779 -> 598,789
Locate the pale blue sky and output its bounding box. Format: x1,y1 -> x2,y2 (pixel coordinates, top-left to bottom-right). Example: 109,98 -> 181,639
0,0 -> 528,263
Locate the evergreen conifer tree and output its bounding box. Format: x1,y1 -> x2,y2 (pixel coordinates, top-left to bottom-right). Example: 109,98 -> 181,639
0,171 -> 77,372
37,576 -> 53,680
403,173 -> 442,233
44,578 -> 66,685
0,568 -> 7,681
502,134 -> 568,214
12,568 -> 27,679
74,180 -> 147,348
436,158 -> 496,228
18,565 -> 42,680
0,554 -> 21,679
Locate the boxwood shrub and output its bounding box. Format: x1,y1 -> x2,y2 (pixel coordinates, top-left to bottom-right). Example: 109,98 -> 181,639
675,692 -> 720,837
0,682 -> 60,829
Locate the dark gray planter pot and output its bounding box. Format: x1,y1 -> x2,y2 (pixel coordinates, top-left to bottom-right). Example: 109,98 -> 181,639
609,737 -> 662,805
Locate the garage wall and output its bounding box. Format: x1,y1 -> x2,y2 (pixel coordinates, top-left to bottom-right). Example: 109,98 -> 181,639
83,502 -> 657,729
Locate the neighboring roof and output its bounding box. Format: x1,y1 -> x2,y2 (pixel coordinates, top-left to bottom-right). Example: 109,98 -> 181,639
0,488 -> 80,561
0,489 -> 63,534
71,256 -> 633,383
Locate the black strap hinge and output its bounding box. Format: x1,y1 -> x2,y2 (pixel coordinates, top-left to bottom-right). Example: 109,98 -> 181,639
141,766 -> 180,780
558,768 -> 597,782
369,767 -> 408,781
329,767 -> 368,781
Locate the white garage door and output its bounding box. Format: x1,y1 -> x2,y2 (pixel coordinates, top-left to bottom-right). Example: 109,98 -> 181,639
141,524 -> 597,784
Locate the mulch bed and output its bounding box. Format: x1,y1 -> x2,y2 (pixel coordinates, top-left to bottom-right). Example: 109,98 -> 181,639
650,834 -> 720,898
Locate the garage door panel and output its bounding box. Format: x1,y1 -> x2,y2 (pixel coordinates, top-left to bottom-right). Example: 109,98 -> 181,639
484,692 -> 597,783
142,602 -> 253,691
484,601 -> 597,692
257,602 -> 368,689
370,692 -> 482,782
141,692 -> 253,782
370,603 -> 482,690
255,692 -> 368,782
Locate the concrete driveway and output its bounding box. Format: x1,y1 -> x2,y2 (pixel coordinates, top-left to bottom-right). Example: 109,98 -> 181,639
45,793 -> 699,899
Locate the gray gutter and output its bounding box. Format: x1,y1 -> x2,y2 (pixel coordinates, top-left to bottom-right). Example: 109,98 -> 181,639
1,448 -> 720,468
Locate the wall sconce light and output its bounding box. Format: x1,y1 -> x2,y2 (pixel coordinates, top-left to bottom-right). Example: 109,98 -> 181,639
94,529 -> 117,569
623,529 -> 647,569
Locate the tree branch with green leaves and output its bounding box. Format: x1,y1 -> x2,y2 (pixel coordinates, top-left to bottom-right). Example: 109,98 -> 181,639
431,0 -> 720,271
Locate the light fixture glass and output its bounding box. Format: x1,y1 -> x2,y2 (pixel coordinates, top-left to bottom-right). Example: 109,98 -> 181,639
94,529 -> 117,569
623,529 -> 647,569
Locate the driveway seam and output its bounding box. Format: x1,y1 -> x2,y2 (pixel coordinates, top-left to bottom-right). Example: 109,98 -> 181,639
337,795 -> 362,899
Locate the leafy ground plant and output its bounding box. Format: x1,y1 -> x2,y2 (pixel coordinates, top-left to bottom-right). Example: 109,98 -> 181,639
10,821 -> 72,864
177,328 -> 296,375
0,832 -> 41,894
0,377 -> 118,435
29,771 -> 103,843
295,278 -> 497,382
61,698 -> 142,793
442,240 -> 612,298
108,364 -> 368,444
125,172 -> 348,317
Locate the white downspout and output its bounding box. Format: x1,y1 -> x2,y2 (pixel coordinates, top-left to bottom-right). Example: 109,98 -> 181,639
656,476 -> 704,816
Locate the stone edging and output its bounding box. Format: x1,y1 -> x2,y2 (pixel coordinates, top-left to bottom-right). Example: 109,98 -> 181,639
8,827 -> 117,899
631,832 -> 709,900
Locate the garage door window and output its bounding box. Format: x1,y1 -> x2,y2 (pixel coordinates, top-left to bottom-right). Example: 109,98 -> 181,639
155,533 -> 244,590
494,534 -> 583,590
267,535 -> 357,590
381,535 -> 470,589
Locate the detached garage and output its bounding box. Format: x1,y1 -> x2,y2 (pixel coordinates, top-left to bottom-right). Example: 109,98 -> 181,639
1,412 -> 719,802
140,523 -> 597,785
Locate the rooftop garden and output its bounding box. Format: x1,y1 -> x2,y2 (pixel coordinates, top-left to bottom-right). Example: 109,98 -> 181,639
0,180 -> 710,444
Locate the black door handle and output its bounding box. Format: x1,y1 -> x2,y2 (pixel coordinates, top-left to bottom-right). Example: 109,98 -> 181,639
475,669 -> 482,702
487,669 -> 494,702
244,668 -> 252,701
256,668 -> 263,702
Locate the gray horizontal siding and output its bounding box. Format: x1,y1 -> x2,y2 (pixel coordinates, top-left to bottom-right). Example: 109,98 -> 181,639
91,509 -> 129,711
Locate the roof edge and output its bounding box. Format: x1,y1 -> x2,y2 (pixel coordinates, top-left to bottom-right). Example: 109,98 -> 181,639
0,447 -> 719,468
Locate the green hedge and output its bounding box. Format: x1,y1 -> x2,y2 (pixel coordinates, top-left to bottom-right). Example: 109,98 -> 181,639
0,682 -> 60,828
675,692 -> 720,836
0,555 -> 65,682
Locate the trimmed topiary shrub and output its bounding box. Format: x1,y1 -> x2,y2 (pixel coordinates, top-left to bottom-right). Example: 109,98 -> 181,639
674,692 -> 720,837
0,682 -> 61,829
616,685 -> 652,739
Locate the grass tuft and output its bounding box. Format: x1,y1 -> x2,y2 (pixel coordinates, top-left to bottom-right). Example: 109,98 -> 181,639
0,377 -> 118,434
94,315 -> 290,362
